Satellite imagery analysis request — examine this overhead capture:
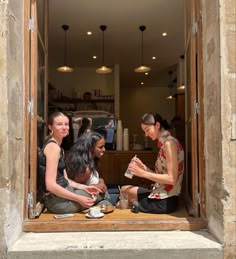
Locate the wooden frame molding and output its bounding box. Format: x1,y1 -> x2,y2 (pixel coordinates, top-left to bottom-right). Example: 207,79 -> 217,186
23,209 -> 206,232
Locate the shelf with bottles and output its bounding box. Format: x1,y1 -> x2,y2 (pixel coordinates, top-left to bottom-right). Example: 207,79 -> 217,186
49,98 -> 114,113
53,97 -> 114,103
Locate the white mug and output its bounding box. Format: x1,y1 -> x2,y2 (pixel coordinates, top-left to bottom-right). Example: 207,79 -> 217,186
89,207 -> 101,217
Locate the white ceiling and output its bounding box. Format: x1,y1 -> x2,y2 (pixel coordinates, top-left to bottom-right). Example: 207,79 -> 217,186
48,0 -> 184,88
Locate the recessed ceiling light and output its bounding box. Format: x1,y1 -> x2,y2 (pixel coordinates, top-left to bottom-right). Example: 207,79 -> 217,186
141,82 -> 144,85
93,56 -> 97,59
87,31 -> 92,35
152,57 -> 156,60
162,32 -> 167,36
145,72 -> 149,75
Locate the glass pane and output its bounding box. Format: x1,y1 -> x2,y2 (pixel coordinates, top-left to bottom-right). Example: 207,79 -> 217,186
37,38 -> 45,117
185,0 -> 191,33
185,41 -> 192,199
37,0 -> 45,44
37,122 -> 45,148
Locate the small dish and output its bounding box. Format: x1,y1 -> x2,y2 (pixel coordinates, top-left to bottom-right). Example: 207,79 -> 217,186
82,205 -> 114,214
86,212 -> 104,219
100,205 -> 114,214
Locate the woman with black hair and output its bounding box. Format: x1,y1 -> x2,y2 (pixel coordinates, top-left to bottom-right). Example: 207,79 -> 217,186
66,131 -> 112,206
77,117 -> 92,138
119,113 -> 184,214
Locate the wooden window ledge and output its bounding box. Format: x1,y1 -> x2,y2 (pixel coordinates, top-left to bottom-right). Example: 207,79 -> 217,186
23,206 -> 206,232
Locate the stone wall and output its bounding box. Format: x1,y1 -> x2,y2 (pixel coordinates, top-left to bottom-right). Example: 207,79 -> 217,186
202,0 -> 236,258
219,0 -> 236,258
202,0 -> 224,241
0,1 -> 235,258
0,0 -> 24,258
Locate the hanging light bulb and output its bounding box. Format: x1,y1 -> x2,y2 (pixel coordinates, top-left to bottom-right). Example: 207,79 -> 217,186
134,25 -> 151,73
166,71 -> 175,100
57,25 -> 74,72
177,55 -> 185,90
96,25 -> 112,74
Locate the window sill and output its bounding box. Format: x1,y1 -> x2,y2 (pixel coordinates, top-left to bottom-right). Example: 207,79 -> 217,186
23,206 -> 206,232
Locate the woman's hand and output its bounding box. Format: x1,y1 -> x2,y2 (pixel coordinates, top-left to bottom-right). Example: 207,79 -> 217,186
93,178 -> 107,193
132,157 -> 147,170
128,163 -> 146,178
84,185 -> 101,195
77,196 -> 96,208
94,182 -> 107,193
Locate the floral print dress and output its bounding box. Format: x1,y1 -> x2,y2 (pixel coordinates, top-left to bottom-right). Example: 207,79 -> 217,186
148,130 -> 184,200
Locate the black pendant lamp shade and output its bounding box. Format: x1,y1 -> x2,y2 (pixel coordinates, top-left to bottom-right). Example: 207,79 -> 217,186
96,25 -> 112,74
57,24 -> 74,72
134,25 -> 151,73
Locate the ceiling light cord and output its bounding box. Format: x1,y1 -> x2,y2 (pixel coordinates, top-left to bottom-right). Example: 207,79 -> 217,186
64,27 -> 67,66
102,28 -> 105,65
141,26 -> 144,66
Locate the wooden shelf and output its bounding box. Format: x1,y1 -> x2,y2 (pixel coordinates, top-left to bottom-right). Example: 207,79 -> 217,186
49,98 -> 114,113
54,98 -> 114,103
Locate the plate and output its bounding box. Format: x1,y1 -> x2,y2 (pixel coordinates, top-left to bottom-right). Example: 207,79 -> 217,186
82,205 -> 114,214
100,205 -> 114,214
86,212 -> 104,219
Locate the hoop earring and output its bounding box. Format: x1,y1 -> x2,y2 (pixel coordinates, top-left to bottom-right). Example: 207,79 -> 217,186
50,130 -> 54,136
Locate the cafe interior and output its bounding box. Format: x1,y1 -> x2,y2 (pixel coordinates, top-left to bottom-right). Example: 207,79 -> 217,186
27,0 -> 202,232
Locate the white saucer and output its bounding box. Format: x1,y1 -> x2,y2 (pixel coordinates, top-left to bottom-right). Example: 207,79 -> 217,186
86,212 -> 104,219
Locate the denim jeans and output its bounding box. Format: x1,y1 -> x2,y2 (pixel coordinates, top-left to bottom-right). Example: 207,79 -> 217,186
44,186 -> 112,214
44,185 -> 91,214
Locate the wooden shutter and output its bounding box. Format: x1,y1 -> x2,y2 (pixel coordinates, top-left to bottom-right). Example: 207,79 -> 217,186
184,0 -> 205,217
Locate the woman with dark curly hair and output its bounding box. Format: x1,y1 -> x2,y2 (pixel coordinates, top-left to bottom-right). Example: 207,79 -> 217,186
66,131 -> 112,206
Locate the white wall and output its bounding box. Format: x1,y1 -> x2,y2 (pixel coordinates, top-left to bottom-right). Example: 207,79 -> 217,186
120,86 -> 175,150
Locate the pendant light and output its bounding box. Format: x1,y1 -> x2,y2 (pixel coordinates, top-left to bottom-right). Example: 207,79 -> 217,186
96,25 -> 112,74
57,25 -> 74,72
166,71 -> 174,100
134,25 -> 151,73
177,55 -> 185,90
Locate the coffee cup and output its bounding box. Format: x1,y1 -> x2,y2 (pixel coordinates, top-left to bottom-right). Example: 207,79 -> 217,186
89,207 -> 101,217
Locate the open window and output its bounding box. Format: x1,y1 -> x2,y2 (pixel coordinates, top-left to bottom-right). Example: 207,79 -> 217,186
23,0 -> 206,231
24,0 -> 48,219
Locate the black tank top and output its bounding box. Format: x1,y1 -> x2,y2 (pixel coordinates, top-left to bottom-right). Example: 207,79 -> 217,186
38,139 -> 69,192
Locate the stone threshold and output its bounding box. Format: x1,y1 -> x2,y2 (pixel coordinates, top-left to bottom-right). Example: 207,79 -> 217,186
8,231 -> 223,259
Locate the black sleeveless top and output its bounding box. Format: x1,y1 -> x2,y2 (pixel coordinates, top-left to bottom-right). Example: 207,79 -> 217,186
38,139 -> 69,193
